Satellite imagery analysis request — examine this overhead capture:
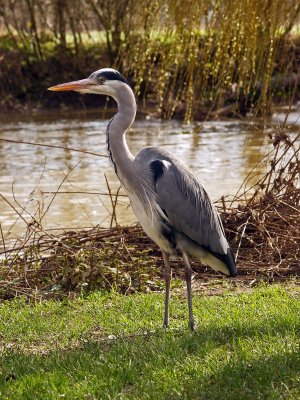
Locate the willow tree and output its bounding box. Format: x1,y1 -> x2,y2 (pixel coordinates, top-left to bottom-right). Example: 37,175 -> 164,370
0,0 -> 299,118
119,0 -> 300,120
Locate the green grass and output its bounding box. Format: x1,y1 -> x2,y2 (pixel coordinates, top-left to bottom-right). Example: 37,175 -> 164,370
0,285 -> 299,399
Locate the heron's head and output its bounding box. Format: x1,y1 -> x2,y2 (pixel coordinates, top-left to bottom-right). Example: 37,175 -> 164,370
48,68 -> 130,98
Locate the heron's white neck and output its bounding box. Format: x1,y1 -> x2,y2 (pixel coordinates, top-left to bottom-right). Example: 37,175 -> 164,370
106,84 -> 137,188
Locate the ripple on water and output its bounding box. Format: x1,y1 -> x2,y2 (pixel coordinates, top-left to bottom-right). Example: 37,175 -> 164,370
0,111 -> 277,236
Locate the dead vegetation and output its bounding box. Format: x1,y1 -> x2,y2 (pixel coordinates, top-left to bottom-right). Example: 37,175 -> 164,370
222,130 -> 299,281
0,128 -> 299,300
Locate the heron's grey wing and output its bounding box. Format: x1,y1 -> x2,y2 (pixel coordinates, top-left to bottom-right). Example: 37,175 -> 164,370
149,158 -> 229,257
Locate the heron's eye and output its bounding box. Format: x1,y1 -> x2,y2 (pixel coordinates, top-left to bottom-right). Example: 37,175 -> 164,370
98,76 -> 106,84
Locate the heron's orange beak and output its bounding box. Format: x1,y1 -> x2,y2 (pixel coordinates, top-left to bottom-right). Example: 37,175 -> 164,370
48,78 -> 95,92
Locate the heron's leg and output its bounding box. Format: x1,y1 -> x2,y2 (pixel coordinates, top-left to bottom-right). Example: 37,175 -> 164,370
162,251 -> 172,328
182,252 -> 195,330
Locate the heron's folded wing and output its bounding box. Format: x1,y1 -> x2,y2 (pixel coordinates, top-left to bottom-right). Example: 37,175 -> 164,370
153,160 -> 229,257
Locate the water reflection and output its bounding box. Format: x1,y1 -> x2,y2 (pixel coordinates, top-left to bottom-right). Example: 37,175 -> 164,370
0,110 -> 278,238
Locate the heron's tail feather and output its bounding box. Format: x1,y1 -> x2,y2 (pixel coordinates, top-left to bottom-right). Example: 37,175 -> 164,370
191,246 -> 237,276
176,234 -> 237,276
222,248 -> 237,277
201,251 -> 232,276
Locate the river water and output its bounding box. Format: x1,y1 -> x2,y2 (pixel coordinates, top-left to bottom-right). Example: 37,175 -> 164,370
0,109 -> 298,240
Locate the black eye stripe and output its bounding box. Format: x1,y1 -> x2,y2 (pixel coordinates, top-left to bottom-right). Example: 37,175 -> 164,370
90,70 -> 129,85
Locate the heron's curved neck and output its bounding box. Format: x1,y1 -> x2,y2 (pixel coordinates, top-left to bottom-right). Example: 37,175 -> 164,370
106,85 -> 136,186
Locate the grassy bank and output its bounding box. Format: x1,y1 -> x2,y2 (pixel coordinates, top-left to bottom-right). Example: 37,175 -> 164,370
0,39 -> 111,112
0,33 -> 299,119
0,285 -> 299,399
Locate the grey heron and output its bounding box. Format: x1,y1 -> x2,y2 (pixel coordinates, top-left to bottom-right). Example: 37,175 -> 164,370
48,68 -> 237,330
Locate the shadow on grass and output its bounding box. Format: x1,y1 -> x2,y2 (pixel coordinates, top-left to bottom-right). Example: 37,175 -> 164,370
1,316 -> 299,399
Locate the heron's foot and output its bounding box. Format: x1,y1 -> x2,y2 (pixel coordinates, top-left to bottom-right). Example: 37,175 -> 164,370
189,318 -> 197,331
163,319 -> 169,329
